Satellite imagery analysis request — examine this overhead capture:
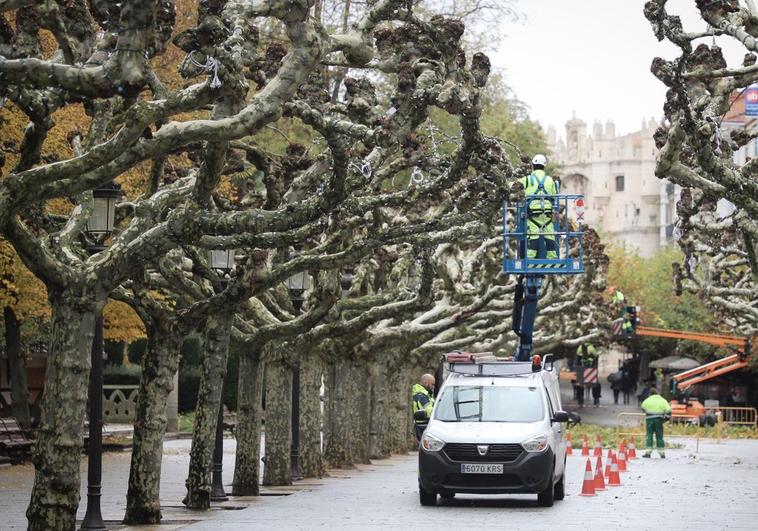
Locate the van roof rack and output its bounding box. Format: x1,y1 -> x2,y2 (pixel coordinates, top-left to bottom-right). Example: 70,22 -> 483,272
444,353 -> 555,376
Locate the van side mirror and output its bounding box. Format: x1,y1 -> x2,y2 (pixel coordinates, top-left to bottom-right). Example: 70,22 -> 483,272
413,409 -> 429,422
552,411 -> 570,423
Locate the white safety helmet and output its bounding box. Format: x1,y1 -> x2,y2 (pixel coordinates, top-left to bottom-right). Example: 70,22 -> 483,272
532,154 -> 547,167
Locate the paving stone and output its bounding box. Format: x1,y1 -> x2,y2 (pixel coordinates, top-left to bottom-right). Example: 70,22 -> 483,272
2,435 -> 757,530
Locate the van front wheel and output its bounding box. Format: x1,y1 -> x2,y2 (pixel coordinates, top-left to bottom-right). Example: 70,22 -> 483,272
537,468 -> 555,507
419,486 -> 437,506
553,474 -> 565,501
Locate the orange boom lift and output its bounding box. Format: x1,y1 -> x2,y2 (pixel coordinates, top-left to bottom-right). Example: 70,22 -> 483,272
632,325 -> 753,420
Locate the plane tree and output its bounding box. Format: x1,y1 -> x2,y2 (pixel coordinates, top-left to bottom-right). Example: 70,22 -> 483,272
646,0 -> 758,337
0,0 -> 515,527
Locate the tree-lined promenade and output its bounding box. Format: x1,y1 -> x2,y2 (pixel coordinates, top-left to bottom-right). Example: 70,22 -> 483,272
0,1 -> 608,528
2,1 -> 755,529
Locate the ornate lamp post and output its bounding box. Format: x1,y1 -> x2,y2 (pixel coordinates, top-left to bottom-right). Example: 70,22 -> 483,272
209,249 -> 235,502
285,267 -> 309,481
340,270 -> 354,298
81,184 -> 120,531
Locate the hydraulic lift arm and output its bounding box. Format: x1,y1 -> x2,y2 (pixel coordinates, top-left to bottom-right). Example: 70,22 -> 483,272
635,326 -> 752,391
511,276 -> 543,362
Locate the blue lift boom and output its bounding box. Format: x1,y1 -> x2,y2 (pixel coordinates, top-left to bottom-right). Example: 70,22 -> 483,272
502,193 -> 586,361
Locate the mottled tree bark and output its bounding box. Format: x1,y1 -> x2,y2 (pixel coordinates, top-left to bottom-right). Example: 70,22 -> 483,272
262,359 -> 292,486
323,360 -> 352,468
348,358 -> 371,465
184,312 -> 232,509
369,361 -> 389,460
299,353 -> 324,478
124,320 -> 182,524
232,345 -> 264,495
26,294 -> 97,531
3,306 -> 30,428
386,364 -> 414,454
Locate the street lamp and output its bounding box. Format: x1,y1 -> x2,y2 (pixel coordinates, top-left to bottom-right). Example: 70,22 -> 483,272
85,183 -> 120,252
340,270 -> 354,298
81,184 -> 120,531
285,266 -> 310,481
209,249 -> 235,502
209,249 -> 236,277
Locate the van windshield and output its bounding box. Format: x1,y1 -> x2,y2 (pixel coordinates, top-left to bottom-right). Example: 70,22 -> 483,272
434,385 -> 544,423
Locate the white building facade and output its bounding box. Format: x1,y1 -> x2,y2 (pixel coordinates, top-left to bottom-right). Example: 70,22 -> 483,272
546,116 -> 677,257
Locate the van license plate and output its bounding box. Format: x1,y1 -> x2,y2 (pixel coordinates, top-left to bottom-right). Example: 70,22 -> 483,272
460,464 -> 503,474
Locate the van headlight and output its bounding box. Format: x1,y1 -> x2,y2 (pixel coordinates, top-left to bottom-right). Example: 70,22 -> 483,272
521,435 -> 548,453
421,433 -> 445,452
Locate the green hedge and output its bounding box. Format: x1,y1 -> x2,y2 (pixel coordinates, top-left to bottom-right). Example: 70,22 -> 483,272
178,366 -> 201,412
98,333 -> 241,413
103,364 -> 141,385
177,350 -> 240,412
128,338 -> 148,364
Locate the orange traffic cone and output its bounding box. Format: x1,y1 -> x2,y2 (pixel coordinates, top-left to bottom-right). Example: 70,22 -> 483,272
628,437 -> 637,459
581,438 -> 589,456
618,448 -> 628,472
607,455 -> 622,486
593,434 -> 602,457
593,455 -> 606,491
604,449 -> 614,479
580,458 -> 596,496
566,437 -> 573,456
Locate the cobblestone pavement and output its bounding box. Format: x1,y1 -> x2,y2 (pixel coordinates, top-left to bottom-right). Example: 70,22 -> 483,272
2,437 -> 757,530
184,437 -> 758,531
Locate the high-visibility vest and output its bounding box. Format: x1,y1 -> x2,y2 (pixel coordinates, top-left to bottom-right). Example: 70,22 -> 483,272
520,170 -> 558,220
411,383 -> 434,424
641,393 -> 671,418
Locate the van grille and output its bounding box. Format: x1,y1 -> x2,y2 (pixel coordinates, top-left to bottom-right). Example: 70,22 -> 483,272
443,473 -> 523,488
443,443 -> 523,462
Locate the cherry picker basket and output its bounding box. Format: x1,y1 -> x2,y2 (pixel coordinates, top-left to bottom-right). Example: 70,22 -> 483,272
502,194 -> 586,275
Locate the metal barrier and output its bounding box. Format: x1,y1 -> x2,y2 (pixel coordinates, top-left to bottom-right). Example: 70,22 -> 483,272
707,407 -> 757,429
670,413 -> 701,452
617,412 -> 702,453
616,412 -> 646,445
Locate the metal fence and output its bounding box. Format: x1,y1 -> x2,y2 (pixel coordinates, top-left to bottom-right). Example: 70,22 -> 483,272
616,412 -> 646,445
617,412 -> 702,452
707,407 -> 757,430
670,413 -> 701,452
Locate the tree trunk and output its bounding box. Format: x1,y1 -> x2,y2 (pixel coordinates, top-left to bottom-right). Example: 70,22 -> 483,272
348,358 -> 371,465
299,353 -> 324,478
232,345 -> 264,495
184,312 -> 232,509
262,359 -> 292,486
3,306 -> 31,428
26,295 -> 97,531
386,364 -> 414,454
323,360 -> 352,468
124,321 -> 182,524
369,361 -> 389,460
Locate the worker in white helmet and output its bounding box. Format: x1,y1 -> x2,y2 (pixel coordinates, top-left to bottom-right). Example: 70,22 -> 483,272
517,154 -> 560,260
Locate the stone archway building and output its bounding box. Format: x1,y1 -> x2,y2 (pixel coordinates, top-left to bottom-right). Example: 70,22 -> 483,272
546,116 -> 678,257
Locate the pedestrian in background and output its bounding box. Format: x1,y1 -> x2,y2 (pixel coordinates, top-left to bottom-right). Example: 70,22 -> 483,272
608,371 -> 622,405
641,387 -> 671,458
592,382 -> 602,406
572,379 -> 584,408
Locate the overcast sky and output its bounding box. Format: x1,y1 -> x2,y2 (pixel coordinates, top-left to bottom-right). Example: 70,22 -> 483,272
490,0 -> 745,138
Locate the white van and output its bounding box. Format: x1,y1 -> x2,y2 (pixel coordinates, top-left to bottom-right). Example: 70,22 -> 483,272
416,356 -> 569,507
